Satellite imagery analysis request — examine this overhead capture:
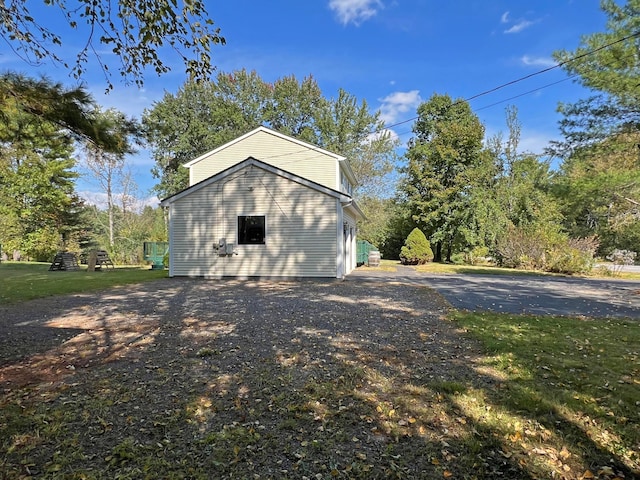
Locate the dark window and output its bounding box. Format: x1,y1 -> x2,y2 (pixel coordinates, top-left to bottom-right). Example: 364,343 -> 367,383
238,215 -> 265,244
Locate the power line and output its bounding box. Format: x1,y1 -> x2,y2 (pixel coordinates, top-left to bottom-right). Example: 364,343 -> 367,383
474,75 -> 578,112
160,32 -> 640,180
375,45 -> 640,144
378,30 -> 640,134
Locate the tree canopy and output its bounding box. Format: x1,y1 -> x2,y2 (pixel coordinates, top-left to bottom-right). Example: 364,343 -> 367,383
548,0 -> 640,256
550,0 -> 640,155
0,73 -> 146,261
143,69 -> 398,199
1,0 -> 224,90
0,93 -> 82,260
400,93 -> 494,262
554,132 -> 640,254
0,72 -> 137,151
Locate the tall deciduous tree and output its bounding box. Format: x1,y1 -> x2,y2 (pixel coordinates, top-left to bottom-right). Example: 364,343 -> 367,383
143,73 -> 263,199
490,106 -> 562,232
554,132 -> 640,255
144,70 -> 398,199
317,89 -> 397,197
1,0 -> 224,90
549,1 -> 640,255
81,108 -> 138,248
401,93 -> 494,262
267,75 -> 326,144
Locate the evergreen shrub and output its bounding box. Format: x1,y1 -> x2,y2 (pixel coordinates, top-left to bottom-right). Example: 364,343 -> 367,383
400,228 -> 434,265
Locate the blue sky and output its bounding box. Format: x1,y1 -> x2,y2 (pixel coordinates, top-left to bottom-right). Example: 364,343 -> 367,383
2,0 -> 610,205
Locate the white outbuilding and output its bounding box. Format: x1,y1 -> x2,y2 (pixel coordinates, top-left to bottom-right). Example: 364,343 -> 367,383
160,126 -> 363,278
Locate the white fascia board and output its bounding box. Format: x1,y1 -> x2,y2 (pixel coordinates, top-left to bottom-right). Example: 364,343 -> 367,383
182,126 -> 346,169
339,159 -> 358,186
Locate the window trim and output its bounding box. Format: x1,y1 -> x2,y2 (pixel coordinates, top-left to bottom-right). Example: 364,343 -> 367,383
237,214 -> 266,245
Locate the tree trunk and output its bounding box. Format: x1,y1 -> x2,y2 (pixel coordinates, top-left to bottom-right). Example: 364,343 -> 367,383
434,241 -> 442,262
107,182 -> 114,248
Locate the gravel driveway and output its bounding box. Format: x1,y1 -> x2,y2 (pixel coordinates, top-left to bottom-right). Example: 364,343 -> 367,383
0,276 -> 467,388
3,268 -> 637,368
1,274 -> 638,478
1,276 -> 514,478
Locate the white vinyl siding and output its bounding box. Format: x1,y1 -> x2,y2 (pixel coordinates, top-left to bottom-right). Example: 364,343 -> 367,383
340,171 -> 353,195
169,165 -> 339,278
189,130 -> 337,190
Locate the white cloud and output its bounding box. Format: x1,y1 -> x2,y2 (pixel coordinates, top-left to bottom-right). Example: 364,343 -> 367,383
329,0 -> 383,26
519,131 -> 554,155
504,20 -> 534,34
520,55 -> 556,68
367,128 -> 399,145
378,90 -> 422,125
500,11 -> 540,34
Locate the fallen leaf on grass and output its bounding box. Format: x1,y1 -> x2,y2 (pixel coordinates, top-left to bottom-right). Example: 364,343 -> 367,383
597,466 -> 615,476
509,431 -> 522,442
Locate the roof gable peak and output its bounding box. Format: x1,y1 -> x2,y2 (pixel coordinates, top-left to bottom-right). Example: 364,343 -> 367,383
183,126 -> 346,169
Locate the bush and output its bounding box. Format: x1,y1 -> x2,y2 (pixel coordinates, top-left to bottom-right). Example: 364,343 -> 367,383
546,236 -> 598,275
450,252 -> 465,265
400,228 -> 433,265
495,226 -> 547,270
463,246 -> 490,265
496,227 -> 598,274
546,248 -> 592,274
21,228 -> 61,262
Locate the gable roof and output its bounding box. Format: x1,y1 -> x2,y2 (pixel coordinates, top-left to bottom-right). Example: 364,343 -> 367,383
183,126 -> 342,167
182,126 -> 358,186
160,156 -> 353,207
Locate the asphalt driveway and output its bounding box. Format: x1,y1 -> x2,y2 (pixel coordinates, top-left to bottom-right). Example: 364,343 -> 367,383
349,266 -> 640,319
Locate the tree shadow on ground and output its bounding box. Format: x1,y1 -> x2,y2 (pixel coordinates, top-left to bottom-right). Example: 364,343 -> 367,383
0,277 -> 636,479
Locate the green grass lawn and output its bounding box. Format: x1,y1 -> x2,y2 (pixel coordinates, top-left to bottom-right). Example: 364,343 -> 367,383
415,261 -> 546,276
0,261 -> 168,304
373,258 -> 640,280
450,311 -> 639,478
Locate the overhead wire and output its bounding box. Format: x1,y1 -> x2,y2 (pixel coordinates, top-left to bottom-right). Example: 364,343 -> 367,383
376,29 -> 640,134
474,75 -> 578,112
175,30 -> 640,174
386,75 -> 583,142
